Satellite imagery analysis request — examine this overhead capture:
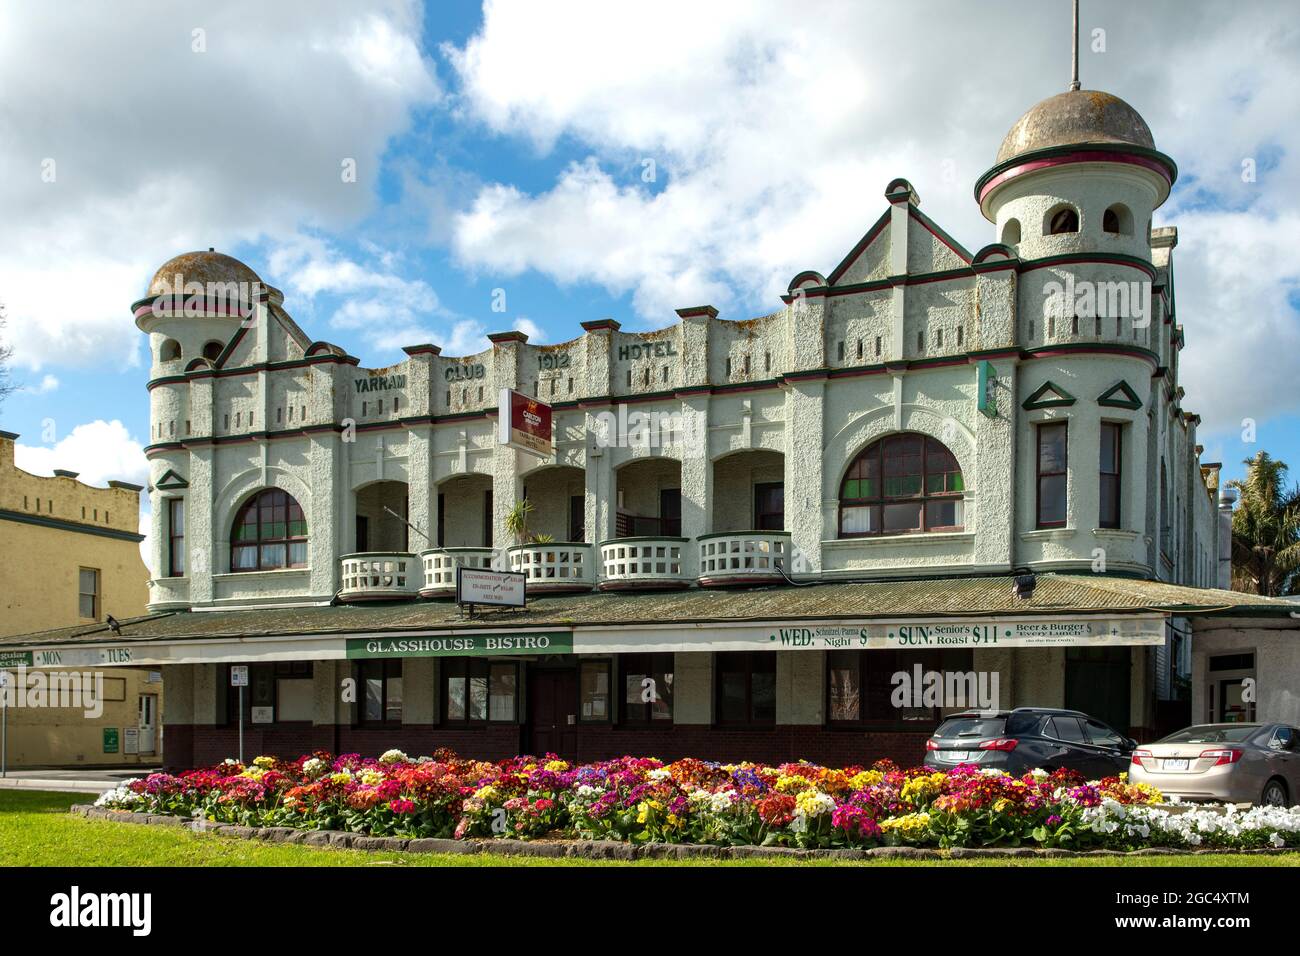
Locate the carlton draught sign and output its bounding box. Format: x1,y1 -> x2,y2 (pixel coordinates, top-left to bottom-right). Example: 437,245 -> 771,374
498,388 -> 552,456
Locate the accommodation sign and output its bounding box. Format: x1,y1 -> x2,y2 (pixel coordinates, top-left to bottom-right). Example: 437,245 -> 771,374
346,632 -> 573,659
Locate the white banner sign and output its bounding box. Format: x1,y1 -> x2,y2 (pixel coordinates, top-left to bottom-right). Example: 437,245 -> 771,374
31,646 -> 137,668
572,616 -> 1167,655
456,567 -> 526,607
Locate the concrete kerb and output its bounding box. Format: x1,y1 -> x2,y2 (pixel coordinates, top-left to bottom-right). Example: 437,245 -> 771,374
71,805 -> 1300,861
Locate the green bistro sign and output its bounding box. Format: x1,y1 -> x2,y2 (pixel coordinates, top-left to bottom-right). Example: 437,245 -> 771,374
346,631 -> 573,659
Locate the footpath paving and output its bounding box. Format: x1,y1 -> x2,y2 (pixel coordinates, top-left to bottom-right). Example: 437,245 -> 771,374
0,767 -> 161,794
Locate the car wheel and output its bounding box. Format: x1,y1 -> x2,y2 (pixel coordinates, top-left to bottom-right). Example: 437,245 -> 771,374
1261,779 -> 1289,807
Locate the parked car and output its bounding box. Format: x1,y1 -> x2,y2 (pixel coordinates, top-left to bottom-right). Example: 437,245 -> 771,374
923,707 -> 1137,777
1128,723 -> 1300,806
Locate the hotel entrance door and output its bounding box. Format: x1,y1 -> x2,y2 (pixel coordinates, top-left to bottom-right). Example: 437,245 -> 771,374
527,667 -> 577,759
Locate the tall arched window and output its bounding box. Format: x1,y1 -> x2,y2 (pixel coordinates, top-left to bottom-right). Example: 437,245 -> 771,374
230,489 -> 308,571
839,433 -> 964,537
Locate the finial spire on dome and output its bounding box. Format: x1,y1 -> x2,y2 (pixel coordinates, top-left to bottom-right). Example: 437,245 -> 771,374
1069,0 -> 1081,92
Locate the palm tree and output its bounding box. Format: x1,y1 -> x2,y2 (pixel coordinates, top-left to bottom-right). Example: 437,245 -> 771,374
504,498 -> 554,547
1227,451 -> 1300,595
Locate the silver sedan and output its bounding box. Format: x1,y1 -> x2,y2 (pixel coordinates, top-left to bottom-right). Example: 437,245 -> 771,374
1129,723 -> 1300,806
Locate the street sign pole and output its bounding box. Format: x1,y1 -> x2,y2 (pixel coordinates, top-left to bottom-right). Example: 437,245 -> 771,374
238,684 -> 244,765
0,670 -> 9,778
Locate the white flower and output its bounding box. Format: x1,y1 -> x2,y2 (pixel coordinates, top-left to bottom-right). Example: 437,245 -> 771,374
1271,832 -> 1285,848
378,749 -> 408,764
648,768 -> 672,781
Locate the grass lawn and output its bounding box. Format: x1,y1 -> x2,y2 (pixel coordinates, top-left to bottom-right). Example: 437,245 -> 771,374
3,790 -> 1298,867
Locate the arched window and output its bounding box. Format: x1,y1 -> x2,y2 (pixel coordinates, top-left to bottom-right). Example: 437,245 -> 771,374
160,339 -> 182,362
230,489 -> 308,571
839,433 -> 964,537
202,340 -> 223,362
1047,206 -> 1079,235
1001,218 -> 1021,245
1102,203 -> 1131,235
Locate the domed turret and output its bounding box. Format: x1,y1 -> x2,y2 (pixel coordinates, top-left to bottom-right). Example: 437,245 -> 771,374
975,88 -> 1176,261
134,248 -> 263,374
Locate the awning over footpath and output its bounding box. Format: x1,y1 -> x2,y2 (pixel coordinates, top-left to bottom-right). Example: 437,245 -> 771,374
2,574 -> 1296,667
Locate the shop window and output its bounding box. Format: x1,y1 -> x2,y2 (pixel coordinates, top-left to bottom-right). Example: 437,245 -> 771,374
168,499 -> 185,576
1036,422 -> 1068,528
621,653 -> 674,724
1099,422 -> 1122,529
715,652 -> 776,727
1207,653 -> 1256,723
230,489 -> 308,571
357,660 -> 402,724
579,660 -> 612,722
828,649 -> 976,728
839,433 -> 964,537
78,567 -> 100,620
221,662 -> 314,725
443,659 -> 518,724
753,482 -> 785,530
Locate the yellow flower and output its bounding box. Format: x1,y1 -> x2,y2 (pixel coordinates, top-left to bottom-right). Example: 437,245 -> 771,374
253,756 -> 275,769
544,759 -> 569,772
775,775 -> 812,794
993,798 -> 1012,813
359,768 -> 385,786
880,812 -> 931,834
849,770 -> 884,790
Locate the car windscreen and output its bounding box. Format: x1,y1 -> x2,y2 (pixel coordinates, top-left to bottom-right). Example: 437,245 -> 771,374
1159,725 -> 1259,744
934,716 -> 1005,739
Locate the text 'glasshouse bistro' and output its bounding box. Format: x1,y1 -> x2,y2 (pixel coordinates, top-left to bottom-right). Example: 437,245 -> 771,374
5,81 -> 1300,768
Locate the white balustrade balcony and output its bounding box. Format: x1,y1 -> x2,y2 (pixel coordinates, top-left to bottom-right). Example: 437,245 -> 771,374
509,541 -> 595,593
697,531 -> 793,587
338,552 -> 419,603
598,537 -> 691,590
419,547 -> 497,598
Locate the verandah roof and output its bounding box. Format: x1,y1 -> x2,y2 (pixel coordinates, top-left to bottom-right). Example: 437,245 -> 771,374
2,574 -> 1296,651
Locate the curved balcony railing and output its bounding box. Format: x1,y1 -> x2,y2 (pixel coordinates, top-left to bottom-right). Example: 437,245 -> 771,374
598,537 -> 691,590
420,547 -> 497,598
697,531 -> 793,587
339,552 -> 419,602
509,541 -> 595,593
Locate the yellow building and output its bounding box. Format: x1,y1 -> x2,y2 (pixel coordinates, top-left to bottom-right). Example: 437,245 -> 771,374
0,429 -> 161,767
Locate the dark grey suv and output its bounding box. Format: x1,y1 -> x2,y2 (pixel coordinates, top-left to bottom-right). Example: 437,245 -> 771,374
923,708 -> 1138,778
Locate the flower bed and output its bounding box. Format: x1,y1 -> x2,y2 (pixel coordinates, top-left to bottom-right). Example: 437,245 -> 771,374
94,750 -> 1300,852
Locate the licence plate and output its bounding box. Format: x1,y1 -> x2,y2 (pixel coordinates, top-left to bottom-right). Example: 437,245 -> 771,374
946,751 -> 971,762
1163,758 -> 1189,771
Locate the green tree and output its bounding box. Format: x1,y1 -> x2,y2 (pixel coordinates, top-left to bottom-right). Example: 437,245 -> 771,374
1227,451 -> 1300,595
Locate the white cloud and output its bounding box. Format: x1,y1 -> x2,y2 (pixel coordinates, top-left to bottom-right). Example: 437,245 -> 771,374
14,420 -> 147,488
445,0 -> 1300,436
0,0 -> 440,371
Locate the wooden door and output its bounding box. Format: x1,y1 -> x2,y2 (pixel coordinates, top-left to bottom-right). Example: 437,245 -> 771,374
528,669 -> 578,758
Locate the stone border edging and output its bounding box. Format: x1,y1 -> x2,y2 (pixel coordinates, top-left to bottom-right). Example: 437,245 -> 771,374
70,805 -> 1300,861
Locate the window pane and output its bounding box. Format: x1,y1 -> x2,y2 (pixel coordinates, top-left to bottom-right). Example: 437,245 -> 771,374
720,672 -> 747,723
1039,424 -> 1068,473
79,594 -> 95,618
364,677 -> 383,721
841,505 -> 877,535
1100,424 -> 1120,473
385,675 -> 403,722
260,543 -> 287,568
829,666 -> 860,721
468,676 -> 488,721
751,670 -> 776,723
447,676 -> 466,721
1039,474 -> 1067,525
926,498 -> 962,529
232,546 -> 257,570
288,541 -> 308,568
882,501 -> 922,532
489,665 -> 517,721
170,501 -> 185,535
79,568 -> 97,594
580,663 -> 609,720
1100,476 -> 1120,528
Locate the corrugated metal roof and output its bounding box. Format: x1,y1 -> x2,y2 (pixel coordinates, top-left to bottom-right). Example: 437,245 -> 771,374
2,574 -> 1294,649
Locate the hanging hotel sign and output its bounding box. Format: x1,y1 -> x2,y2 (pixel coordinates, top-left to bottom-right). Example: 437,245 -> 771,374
346,631 -> 572,659
497,388 -> 553,457
569,615 -> 1166,655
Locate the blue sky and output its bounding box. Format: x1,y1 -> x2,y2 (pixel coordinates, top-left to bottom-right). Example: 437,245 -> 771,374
2,0 -> 1299,518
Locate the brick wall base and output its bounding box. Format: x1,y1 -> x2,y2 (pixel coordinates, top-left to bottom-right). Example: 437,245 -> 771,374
165,724 -> 930,770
